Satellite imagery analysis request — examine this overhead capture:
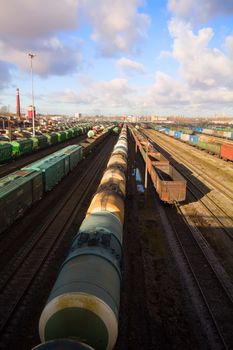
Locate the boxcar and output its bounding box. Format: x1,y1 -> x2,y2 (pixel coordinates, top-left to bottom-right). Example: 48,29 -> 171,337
56,145 -> 83,171
0,169 -> 43,234
23,153 -> 70,192
197,141 -> 221,156
189,135 -> 199,144
11,139 -> 34,156
57,131 -> 67,142
0,142 -> 12,163
221,143 -> 233,161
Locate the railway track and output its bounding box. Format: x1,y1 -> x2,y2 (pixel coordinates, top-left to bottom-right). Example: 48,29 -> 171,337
133,129 -> 233,348
142,130 -> 233,237
145,130 -> 233,202
166,204 -> 233,349
0,136 -> 115,347
0,133 -> 87,178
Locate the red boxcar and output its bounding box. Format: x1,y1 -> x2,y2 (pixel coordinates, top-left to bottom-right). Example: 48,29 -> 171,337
221,143 -> 233,161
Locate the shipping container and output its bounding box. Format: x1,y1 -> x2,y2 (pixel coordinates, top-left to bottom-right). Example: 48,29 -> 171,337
197,141 -> 221,155
189,135 -> 199,144
203,128 -> 215,135
174,131 -> 182,138
0,169 -> 43,234
0,142 -> 12,163
169,130 -> 175,136
181,133 -> 190,142
223,131 -> 232,139
220,143 -> 233,161
195,127 -> 203,132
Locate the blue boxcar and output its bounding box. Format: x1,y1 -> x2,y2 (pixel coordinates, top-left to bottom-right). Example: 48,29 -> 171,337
174,131 -> 182,138
195,127 -> 203,133
190,135 -> 199,144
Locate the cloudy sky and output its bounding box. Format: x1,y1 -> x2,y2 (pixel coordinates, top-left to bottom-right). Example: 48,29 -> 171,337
1,0 -> 233,117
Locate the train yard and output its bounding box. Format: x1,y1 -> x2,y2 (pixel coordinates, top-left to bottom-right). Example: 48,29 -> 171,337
0,124 -> 233,349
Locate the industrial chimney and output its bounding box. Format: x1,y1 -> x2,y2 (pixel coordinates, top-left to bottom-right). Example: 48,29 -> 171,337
16,88 -> 21,118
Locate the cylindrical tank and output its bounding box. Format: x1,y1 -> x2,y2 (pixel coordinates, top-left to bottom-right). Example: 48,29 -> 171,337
38,125 -> 128,350
87,130 -> 95,138
107,154 -> 127,173
100,169 -> 126,197
32,339 -> 94,350
87,192 -> 124,224
78,211 -> 123,243
112,147 -> 127,158
39,224 -> 122,350
112,127 -> 119,135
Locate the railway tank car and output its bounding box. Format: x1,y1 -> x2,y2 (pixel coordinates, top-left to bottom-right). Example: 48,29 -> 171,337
37,125 -> 128,350
32,339 -> 94,350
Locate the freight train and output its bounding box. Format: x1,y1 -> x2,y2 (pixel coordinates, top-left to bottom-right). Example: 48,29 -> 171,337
153,126 -> 233,161
0,124 -> 92,164
130,127 -> 186,203
0,127 -> 113,236
33,125 -> 128,350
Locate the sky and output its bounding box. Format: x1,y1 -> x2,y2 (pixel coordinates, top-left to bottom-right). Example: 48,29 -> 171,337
1,0 -> 233,117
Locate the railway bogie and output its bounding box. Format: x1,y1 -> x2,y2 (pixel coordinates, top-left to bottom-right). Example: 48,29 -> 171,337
37,125 -> 128,350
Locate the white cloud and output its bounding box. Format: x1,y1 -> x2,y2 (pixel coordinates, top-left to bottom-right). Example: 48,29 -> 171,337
0,0 -> 150,80
0,37 -> 83,77
0,0 -> 78,42
168,19 -> 233,89
117,57 -> 146,75
78,0 -> 150,56
168,0 -> 233,22
48,78 -> 136,110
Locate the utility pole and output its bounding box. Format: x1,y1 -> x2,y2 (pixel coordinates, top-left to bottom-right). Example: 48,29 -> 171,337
28,53 -> 36,137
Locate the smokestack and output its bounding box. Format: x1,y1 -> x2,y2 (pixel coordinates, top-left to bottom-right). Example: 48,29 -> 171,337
16,88 -> 21,118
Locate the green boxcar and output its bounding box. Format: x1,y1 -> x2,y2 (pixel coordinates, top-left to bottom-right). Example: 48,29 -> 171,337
30,137 -> 39,149
50,132 -> 59,144
56,145 -> 83,171
23,153 -> 70,191
45,133 -> 59,145
77,127 -> 83,135
65,129 -> 73,140
57,131 -> 67,142
36,135 -> 50,149
71,128 -> 78,137
0,142 -> 12,163
11,139 -> 34,156
197,141 -> 221,155
0,169 -> 43,234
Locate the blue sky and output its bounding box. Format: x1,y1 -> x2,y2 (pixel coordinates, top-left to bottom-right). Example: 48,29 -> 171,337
1,0 -> 233,117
